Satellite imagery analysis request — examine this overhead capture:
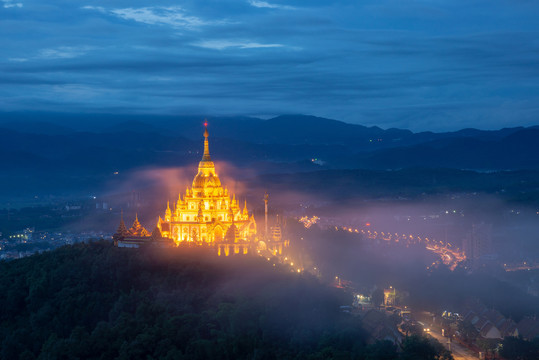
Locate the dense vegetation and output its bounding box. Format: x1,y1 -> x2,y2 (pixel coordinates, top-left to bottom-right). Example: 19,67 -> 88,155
0,241 -> 451,360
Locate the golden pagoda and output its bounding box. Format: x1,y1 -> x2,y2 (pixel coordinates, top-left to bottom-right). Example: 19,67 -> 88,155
129,213 -> 149,237
113,211 -> 168,248
113,123 -> 292,257
157,123 -> 257,255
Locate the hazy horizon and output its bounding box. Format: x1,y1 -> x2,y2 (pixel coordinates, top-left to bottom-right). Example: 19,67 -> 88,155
1,110 -> 538,133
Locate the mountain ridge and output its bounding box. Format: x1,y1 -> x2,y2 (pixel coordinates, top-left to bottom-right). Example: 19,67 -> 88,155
1,112 -> 537,173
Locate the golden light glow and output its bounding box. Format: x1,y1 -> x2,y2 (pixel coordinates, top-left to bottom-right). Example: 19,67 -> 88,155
299,215 -> 319,228
157,126 -> 256,254
114,124 -> 290,259
339,225 -> 466,270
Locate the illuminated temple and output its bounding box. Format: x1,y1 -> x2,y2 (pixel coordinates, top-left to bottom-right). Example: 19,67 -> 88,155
114,124 -> 287,257
158,125 -> 257,255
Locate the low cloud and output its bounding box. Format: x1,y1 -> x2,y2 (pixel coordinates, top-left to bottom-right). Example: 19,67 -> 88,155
2,0 -> 22,8
8,58 -> 28,62
83,5 -> 224,29
39,46 -> 94,60
194,39 -> 285,50
248,1 -> 296,10
82,6 -> 105,13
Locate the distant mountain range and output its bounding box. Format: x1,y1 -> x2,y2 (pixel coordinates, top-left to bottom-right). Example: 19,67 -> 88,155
1,112 -> 537,173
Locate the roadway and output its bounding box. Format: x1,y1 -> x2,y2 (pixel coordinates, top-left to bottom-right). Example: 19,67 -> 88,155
427,330 -> 478,360
340,226 -> 466,270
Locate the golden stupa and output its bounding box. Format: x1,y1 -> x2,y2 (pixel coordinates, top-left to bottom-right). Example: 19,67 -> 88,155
114,123 -> 290,258
157,123 -> 257,255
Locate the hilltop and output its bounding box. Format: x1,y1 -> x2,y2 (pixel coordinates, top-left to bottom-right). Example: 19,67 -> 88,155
0,241 -> 453,360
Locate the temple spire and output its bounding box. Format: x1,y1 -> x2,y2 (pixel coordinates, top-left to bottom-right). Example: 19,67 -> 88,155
116,209 -> 129,236
202,120 -> 211,161
165,201 -> 171,220
130,213 -> 149,237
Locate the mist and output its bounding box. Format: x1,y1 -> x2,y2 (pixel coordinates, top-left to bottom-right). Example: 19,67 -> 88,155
1,117 -> 538,359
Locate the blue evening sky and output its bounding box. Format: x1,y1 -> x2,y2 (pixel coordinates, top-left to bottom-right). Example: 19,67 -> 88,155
1,0 -> 538,131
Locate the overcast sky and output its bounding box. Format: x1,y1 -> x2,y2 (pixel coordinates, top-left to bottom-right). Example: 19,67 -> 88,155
1,0 -> 539,131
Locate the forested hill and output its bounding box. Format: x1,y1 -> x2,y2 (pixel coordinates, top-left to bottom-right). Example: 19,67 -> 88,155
0,241 -> 451,360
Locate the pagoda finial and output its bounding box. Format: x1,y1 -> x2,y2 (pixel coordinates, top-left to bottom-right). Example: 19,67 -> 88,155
165,201 -> 171,219
202,120 -> 211,161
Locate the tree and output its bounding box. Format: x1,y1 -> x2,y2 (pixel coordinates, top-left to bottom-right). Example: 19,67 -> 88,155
499,336 -> 539,360
401,335 -> 439,360
372,288 -> 384,308
476,338 -> 500,359
457,320 -> 478,343
365,340 -> 398,360
400,335 -> 453,360
401,321 -> 424,336
0,241 -> 375,360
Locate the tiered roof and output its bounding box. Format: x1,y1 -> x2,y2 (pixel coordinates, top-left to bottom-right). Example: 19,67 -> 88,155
129,214 -> 149,237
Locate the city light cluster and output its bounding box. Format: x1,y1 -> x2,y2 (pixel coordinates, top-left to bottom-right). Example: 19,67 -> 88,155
299,215 -> 320,229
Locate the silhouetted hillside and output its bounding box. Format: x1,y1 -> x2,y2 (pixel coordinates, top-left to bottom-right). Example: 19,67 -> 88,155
1,114 -> 402,170
357,129 -> 539,170
260,168 -> 539,203
1,112 -> 538,201
1,112 -> 537,172
0,241 -> 451,359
